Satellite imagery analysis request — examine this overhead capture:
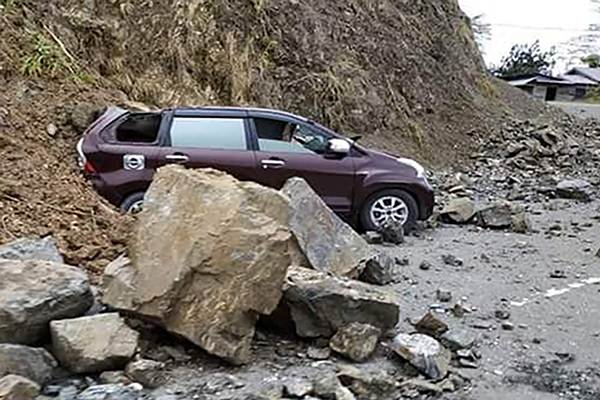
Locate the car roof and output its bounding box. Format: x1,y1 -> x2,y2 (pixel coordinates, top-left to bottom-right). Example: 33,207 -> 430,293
173,106 -> 311,123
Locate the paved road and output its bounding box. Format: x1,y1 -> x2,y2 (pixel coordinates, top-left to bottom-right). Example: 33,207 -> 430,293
388,198 -> 600,399
550,101 -> 600,119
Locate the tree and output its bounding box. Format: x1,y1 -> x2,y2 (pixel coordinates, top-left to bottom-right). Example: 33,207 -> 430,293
582,54 -> 600,68
470,14 -> 491,50
493,41 -> 556,78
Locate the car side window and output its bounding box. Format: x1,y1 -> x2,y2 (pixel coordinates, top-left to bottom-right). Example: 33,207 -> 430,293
169,117 -> 247,150
254,118 -> 330,154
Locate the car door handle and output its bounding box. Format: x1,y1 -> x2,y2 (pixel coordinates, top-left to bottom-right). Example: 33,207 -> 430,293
165,154 -> 189,163
261,159 -> 286,169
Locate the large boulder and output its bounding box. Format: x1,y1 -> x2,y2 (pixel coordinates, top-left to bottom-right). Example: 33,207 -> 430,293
282,267 -> 400,338
0,259 -> 93,344
329,322 -> 381,362
476,201 -> 513,229
50,313 -> 139,374
0,344 -> 57,384
281,178 -> 372,278
103,166 -> 299,365
390,333 -> 450,381
0,236 -> 63,263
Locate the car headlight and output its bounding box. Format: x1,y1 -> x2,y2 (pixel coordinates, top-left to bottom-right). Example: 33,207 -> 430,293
397,158 -> 426,178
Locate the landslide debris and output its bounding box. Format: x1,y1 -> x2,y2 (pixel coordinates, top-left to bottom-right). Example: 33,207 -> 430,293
0,0 -> 553,271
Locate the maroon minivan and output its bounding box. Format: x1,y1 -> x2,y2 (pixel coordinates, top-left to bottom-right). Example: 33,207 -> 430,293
77,106 -> 434,230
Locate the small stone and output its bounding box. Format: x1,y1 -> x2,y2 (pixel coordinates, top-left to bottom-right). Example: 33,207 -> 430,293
359,253 -> 394,285
451,303 -> 468,317
363,231 -> 383,245
390,333 -> 451,380
477,201 -> 513,229
440,329 -> 476,351
336,366 -> 396,399
313,374 -> 355,400
556,179 -> 593,202
46,123 -> 58,137
329,322 -> 381,362
494,310 -> 510,320
379,220 -> 404,244
283,378 -> 313,398
512,212 -> 531,233
441,254 -> 463,267
436,288 -> 452,303
395,257 -> 410,266
307,346 -> 331,360
502,322 -> 515,331
550,269 -> 567,279
419,261 -> 432,270
440,198 -> 476,224
414,312 -> 449,338
403,378 -> 443,394
76,383 -> 143,400
99,371 -> 130,385
125,359 -> 165,388
0,375 -> 40,400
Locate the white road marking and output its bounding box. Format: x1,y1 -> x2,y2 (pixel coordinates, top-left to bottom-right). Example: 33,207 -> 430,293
511,277 -> 600,307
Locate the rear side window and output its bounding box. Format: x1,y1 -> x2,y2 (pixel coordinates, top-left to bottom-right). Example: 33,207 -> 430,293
115,113 -> 161,143
169,117 -> 247,150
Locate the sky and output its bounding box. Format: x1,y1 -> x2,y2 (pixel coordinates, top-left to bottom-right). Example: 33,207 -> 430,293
459,0 -> 599,71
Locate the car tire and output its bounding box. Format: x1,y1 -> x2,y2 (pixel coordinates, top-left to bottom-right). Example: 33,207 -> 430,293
120,192 -> 146,214
360,189 -> 419,231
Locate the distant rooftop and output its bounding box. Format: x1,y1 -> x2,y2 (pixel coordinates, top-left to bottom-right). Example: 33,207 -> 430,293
565,67 -> 600,83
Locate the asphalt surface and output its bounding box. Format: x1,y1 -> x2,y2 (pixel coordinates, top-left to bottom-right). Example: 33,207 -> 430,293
550,101 -> 600,120
388,198 -> 600,399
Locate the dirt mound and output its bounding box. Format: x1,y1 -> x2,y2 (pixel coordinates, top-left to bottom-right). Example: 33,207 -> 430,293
0,0 -> 551,270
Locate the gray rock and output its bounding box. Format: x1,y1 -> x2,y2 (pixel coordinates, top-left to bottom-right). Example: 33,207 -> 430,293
307,346 -> 331,360
50,313 -> 139,374
0,374 -> 40,400
419,261 -> 432,270
391,333 -> 451,380
362,232 -> 383,245
440,198 -> 475,224
99,371 -> 131,385
358,253 -> 394,285
283,377 -> 313,398
75,384 -> 144,400
125,359 -> 165,388
329,322 -> 381,362
440,329 -> 476,351
436,288 -> 452,303
441,254 -> 463,267
0,344 -> 57,384
477,202 -> 513,229
313,374 -> 356,400
0,236 -> 62,263
556,179 -> 593,201
283,267 -> 400,338
0,259 -> 93,344
336,366 -> 396,400
282,178 -> 372,278
511,212 -> 531,233
378,220 -> 404,244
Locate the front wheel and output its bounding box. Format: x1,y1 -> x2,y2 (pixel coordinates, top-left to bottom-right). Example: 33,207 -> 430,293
120,192 -> 146,214
360,189 -> 418,231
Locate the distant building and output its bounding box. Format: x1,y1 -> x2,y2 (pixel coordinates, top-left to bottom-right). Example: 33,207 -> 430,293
503,69 -> 599,102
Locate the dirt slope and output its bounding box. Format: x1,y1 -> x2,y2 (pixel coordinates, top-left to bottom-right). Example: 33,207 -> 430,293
0,0 -> 547,270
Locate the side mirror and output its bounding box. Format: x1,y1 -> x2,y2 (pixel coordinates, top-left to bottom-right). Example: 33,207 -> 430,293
328,138 -> 351,155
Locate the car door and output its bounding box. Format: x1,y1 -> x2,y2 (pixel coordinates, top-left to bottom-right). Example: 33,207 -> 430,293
249,115 -> 356,214
157,111 -> 257,182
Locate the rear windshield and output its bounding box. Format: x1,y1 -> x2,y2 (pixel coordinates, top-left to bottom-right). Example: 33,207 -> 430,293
115,113 -> 161,143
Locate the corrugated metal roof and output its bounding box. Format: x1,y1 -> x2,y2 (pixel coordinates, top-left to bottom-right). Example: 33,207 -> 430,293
559,74 -> 598,85
566,67 -> 600,83
505,74 -> 575,86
